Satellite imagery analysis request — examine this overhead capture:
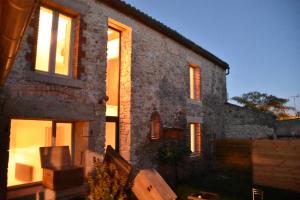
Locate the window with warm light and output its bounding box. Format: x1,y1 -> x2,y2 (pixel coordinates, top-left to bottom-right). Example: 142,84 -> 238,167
189,65 -> 201,100
8,119 -> 72,187
35,6 -> 74,77
190,123 -> 201,154
106,28 -> 121,117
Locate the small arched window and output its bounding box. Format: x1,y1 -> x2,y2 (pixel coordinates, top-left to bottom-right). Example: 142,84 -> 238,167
150,111 -> 161,140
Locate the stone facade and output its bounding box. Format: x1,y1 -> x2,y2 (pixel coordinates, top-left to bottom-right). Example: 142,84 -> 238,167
0,0 -> 228,197
223,103 -> 276,139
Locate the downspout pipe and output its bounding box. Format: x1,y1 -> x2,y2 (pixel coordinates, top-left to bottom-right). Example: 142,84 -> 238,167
0,0 -> 40,86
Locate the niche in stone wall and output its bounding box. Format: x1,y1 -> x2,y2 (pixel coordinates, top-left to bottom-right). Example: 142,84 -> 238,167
150,111 -> 162,141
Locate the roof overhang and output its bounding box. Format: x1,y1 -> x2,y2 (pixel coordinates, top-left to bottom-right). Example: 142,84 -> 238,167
100,0 -> 229,70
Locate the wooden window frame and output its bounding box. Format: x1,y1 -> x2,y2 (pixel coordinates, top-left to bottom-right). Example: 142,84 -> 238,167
33,3 -> 80,79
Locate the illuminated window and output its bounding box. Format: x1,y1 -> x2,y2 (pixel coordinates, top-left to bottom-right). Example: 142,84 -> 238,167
35,6 -> 74,77
190,123 -> 201,154
8,120 -> 72,187
106,28 -> 121,117
150,112 -> 161,140
189,65 -> 201,100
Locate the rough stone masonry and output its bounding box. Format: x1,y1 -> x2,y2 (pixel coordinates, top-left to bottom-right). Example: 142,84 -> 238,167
0,0 -> 229,196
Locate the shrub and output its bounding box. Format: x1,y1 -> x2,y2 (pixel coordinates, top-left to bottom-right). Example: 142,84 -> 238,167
87,161 -> 129,200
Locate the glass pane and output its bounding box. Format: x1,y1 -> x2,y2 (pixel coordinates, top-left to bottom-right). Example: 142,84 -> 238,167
190,67 -> 195,99
55,14 -> 72,76
105,122 -> 116,150
35,7 -> 53,72
106,28 -> 120,116
56,123 -> 72,155
8,120 -> 52,186
190,124 -> 195,153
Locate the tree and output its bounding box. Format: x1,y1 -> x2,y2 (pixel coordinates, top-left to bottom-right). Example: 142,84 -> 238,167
231,91 -> 295,119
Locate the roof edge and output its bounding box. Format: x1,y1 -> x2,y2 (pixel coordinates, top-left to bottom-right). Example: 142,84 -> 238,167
99,0 -> 229,70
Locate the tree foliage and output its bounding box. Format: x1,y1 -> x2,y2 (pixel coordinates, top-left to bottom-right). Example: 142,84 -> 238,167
231,91 -> 295,119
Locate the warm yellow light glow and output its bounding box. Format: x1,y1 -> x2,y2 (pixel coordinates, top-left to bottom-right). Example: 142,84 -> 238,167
8,120 -> 72,187
107,38 -> 120,60
190,124 -> 195,153
56,123 -> 72,154
190,67 -> 195,99
8,120 -> 52,186
106,28 -> 120,117
105,122 -> 116,149
35,7 -> 53,72
55,14 -> 72,76
106,105 -> 118,117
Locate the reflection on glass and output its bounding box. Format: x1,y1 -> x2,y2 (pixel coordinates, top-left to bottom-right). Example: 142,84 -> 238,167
35,7 -> 53,72
190,124 -> 195,153
190,67 -> 195,99
55,14 -> 72,76
56,123 -> 72,154
105,122 -> 116,149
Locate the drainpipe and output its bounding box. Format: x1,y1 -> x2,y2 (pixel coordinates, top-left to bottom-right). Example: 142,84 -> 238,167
226,67 -> 230,75
0,0 -> 40,86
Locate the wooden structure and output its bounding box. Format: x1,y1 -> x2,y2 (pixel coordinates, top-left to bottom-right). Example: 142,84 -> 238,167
216,139 -> 300,192
132,169 -> 177,200
104,145 -> 132,178
104,145 -> 177,200
216,139 -> 252,170
252,139 -> 300,193
39,146 -> 84,190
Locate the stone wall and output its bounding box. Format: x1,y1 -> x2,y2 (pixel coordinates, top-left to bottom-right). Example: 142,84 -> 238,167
223,103 -> 276,139
0,0 -> 228,192
276,118 -> 300,137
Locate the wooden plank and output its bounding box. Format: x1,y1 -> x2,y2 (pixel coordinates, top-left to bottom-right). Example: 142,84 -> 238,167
103,145 -> 132,178
252,139 -> 300,193
132,169 -> 177,200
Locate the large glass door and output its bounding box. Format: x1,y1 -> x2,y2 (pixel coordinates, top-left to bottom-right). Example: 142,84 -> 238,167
106,27 -> 121,151
8,119 -> 72,187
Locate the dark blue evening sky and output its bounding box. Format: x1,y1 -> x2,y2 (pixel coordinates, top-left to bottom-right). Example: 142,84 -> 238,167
124,0 -> 300,112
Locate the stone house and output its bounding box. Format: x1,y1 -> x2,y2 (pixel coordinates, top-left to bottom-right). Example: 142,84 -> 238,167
0,0 -> 229,198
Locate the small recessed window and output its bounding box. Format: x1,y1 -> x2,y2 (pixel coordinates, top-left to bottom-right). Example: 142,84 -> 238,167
189,65 -> 201,100
150,112 -> 161,140
35,6 -> 76,77
190,123 -> 201,154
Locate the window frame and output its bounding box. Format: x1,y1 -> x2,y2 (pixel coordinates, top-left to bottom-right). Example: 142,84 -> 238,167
190,123 -> 201,155
33,4 -> 79,79
189,64 -> 201,101
7,119 -> 74,188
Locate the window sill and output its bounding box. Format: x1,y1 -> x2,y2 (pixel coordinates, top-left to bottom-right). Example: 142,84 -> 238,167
26,71 -> 84,89
187,98 -> 202,105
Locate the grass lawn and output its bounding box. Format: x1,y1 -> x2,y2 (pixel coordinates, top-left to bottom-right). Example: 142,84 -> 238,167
175,170 -> 300,200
